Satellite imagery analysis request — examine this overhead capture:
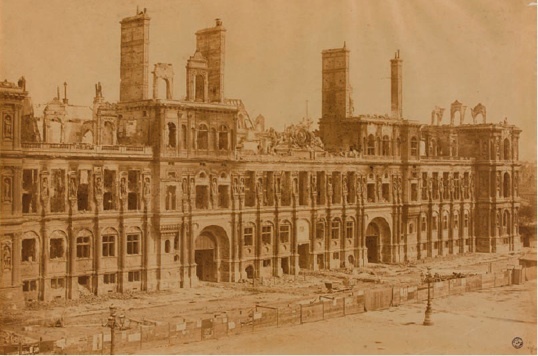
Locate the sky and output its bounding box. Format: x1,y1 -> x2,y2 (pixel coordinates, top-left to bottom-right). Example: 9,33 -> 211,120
1,0 -> 536,160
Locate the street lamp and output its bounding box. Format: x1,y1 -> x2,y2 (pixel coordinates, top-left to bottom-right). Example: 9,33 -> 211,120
102,304 -> 127,355
423,267 -> 434,326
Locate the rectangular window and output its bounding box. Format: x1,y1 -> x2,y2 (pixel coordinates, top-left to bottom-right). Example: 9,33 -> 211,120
104,273 -> 116,284
346,221 -> 354,239
262,259 -> 271,267
434,241 -> 439,249
331,221 -> 340,240
22,239 -> 36,262
243,227 -> 254,246
77,170 -> 90,211
22,280 -> 37,292
279,224 -> 290,244
128,170 -> 140,211
128,271 -> 141,282
76,236 -> 90,258
51,277 -> 65,289
126,234 -> 140,255
102,235 -> 115,257
262,225 -> 272,245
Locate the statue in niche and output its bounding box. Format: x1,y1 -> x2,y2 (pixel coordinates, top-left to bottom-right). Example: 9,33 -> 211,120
69,176 -> 77,199
292,178 -> 298,197
2,244 -> 11,270
189,178 -> 195,197
427,177 -> 433,199
182,178 -> 188,196
41,177 -> 50,200
211,178 -> 218,206
327,178 -> 333,200
342,177 -> 348,196
3,116 -> 12,137
3,177 -> 11,201
469,174 -> 475,196
120,177 -> 127,199
438,177 -> 444,198
232,178 -> 239,196
496,172 -> 502,196
95,176 -> 103,197
143,177 -> 151,196
239,178 -> 245,194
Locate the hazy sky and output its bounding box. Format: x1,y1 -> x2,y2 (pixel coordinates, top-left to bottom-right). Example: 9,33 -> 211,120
1,0 -> 536,160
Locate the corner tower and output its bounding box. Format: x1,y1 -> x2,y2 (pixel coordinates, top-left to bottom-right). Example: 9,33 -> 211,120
321,44 -> 352,119
119,9 -> 150,102
195,19 -> 226,103
390,50 -> 403,119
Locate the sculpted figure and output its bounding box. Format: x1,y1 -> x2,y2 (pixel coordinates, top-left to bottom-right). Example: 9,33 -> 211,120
120,177 -> 127,199
143,177 -> 151,196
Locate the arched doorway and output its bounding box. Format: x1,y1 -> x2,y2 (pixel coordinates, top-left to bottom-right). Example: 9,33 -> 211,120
365,217 -> 391,263
194,226 -> 230,282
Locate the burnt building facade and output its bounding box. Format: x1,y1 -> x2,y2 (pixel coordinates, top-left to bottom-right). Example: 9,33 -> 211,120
0,9 -> 521,305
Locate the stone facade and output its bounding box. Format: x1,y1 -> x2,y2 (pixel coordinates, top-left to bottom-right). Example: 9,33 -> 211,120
0,9 -> 521,305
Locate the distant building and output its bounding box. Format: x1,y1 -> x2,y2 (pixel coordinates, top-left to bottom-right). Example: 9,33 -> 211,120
0,9 -> 522,304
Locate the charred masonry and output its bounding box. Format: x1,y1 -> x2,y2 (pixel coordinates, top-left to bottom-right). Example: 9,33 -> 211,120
0,9 -> 521,304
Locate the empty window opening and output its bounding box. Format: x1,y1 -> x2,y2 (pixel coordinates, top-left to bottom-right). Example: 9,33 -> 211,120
195,185 -> 209,209
382,183 -> 390,201
50,169 -> 66,213
22,169 -> 37,214
128,170 -> 140,210
49,238 -> 64,259
22,239 -> 36,262
103,170 -> 116,211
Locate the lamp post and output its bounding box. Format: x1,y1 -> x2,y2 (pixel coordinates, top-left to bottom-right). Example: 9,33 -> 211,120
103,305 -> 126,355
423,267 -> 434,326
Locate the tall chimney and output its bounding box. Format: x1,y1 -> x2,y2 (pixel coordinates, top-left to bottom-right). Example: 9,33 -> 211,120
390,50 -> 403,119
63,82 -> 68,104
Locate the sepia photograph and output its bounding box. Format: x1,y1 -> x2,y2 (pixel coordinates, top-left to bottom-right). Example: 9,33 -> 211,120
0,0 -> 536,354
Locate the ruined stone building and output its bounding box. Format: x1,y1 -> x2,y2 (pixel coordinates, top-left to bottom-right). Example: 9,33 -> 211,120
0,9 -> 522,304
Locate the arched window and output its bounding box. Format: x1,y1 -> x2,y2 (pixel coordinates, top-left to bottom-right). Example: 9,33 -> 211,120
218,125 -> 229,150
181,124 -> 187,149
382,135 -> 390,156
331,219 -> 341,240
367,135 -> 375,155
164,239 -> 171,253
167,122 -> 177,148
410,137 -> 418,156
197,124 -> 208,150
